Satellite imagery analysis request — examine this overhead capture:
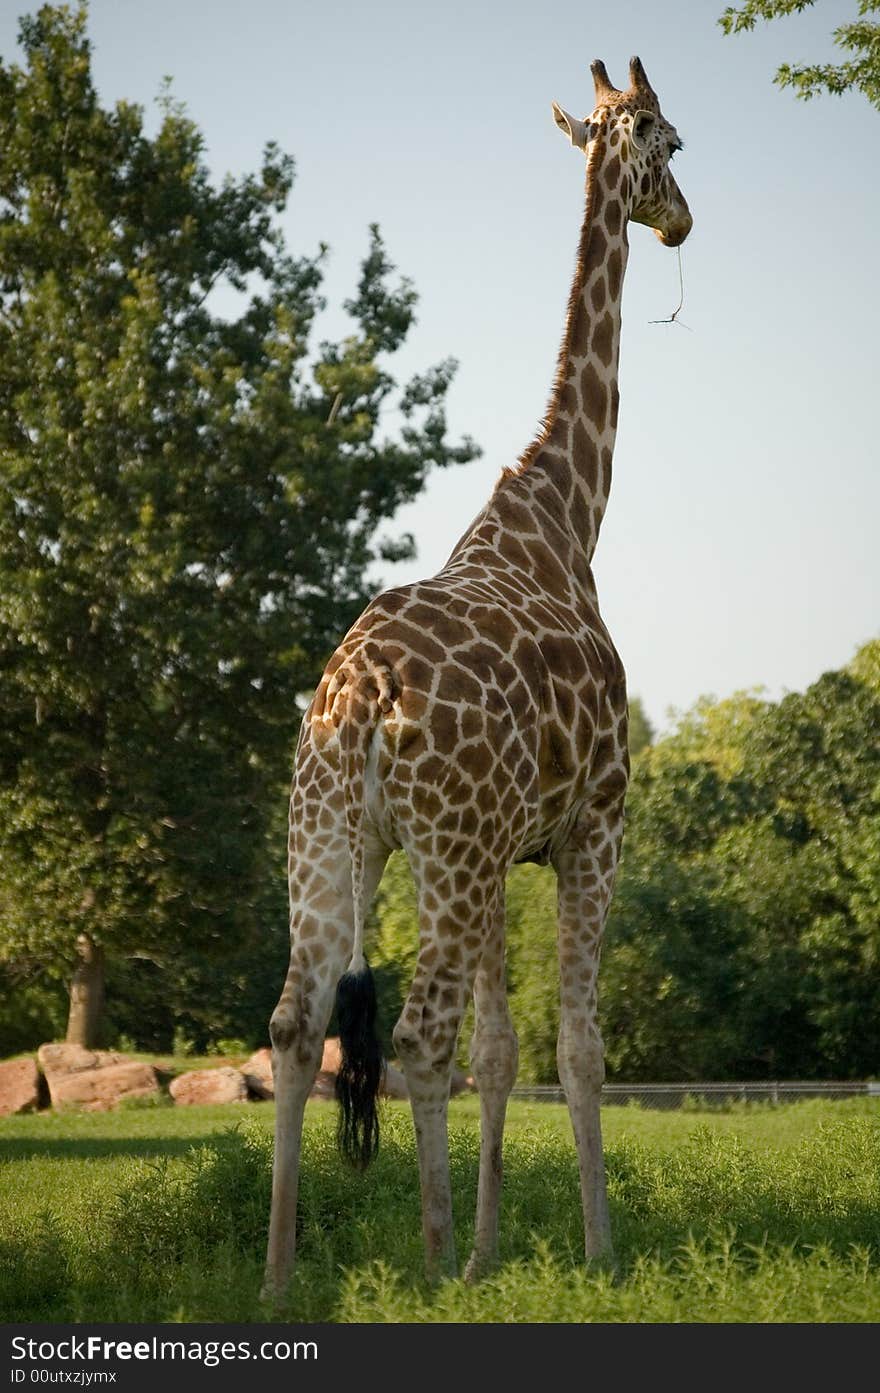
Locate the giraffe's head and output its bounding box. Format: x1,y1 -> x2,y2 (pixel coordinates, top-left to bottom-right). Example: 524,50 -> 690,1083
552,57 -> 692,248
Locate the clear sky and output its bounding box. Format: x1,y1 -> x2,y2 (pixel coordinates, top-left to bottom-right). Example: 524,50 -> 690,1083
2,0 -> 877,732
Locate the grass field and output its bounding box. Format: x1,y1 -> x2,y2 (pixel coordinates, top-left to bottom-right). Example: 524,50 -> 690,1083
2,1093 -> 880,1322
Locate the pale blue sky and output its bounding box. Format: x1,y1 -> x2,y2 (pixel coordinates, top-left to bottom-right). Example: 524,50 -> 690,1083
2,0 -> 877,732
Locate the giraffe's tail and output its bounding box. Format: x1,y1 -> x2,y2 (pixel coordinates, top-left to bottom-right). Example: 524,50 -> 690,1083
335,966 -> 383,1169
334,662 -> 393,1169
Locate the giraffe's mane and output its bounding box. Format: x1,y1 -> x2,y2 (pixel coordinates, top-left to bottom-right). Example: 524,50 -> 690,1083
501,113 -> 611,484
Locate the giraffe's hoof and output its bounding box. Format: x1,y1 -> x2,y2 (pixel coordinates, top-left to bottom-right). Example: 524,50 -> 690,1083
585,1247 -> 618,1280
463,1250 -> 495,1285
260,1265 -> 291,1308
424,1251 -> 458,1286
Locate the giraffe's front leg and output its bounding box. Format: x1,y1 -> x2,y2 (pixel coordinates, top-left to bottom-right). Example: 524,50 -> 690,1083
463,904 -> 518,1283
552,794 -> 625,1264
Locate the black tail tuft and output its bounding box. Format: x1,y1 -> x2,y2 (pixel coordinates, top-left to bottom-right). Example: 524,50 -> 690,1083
335,963 -> 384,1169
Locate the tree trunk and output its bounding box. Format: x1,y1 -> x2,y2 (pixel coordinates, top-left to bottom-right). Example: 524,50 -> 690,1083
66,933 -> 105,1047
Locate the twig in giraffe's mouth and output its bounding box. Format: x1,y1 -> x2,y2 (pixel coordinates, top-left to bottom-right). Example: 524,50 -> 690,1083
649,247 -> 692,331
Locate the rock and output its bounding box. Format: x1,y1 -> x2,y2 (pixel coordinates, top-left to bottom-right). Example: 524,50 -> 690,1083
49,1061 -> 160,1113
241,1047 -> 274,1099
318,1039 -> 408,1099
381,1063 -> 408,1100
450,1068 -> 475,1097
310,1069 -> 337,1101
37,1042 -> 124,1079
37,1042 -> 139,1110
0,1057 -> 42,1116
169,1066 -> 248,1106
253,1037 -> 413,1104
239,1039 -> 353,1102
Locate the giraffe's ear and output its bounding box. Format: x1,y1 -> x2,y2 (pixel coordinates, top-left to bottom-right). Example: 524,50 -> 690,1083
552,103 -> 588,150
631,109 -> 657,149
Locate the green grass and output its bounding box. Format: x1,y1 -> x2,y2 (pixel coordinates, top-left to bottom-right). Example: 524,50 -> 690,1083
2,1097 -> 879,1322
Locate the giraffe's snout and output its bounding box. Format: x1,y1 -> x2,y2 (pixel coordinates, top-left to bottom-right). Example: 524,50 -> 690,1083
656,209 -> 693,248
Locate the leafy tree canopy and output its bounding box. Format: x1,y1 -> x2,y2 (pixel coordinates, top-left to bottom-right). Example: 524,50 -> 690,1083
719,0 -> 880,110
627,695 -> 655,759
0,3 -> 477,1040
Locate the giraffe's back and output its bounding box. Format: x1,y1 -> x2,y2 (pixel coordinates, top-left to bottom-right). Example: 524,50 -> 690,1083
302,561 -> 628,871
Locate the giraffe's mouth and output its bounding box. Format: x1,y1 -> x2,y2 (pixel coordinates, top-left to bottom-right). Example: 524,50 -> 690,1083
656,217 -> 692,249
660,220 -> 693,250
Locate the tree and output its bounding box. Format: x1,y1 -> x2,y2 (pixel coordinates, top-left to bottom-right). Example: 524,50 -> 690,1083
625,692 -> 768,858
719,0 -> 880,111
594,696 -> 766,1081
600,851 -> 750,1081
733,656 -> 880,1073
627,695 -> 655,759
0,5 -> 477,1046
501,864 -> 559,1082
364,850 -> 421,1052
619,665 -> 880,1078
365,647 -> 880,1083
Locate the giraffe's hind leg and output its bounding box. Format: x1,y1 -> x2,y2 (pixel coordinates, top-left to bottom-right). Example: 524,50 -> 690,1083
263,815 -> 388,1301
551,794 -> 625,1265
263,943 -> 339,1303
463,900 -> 518,1283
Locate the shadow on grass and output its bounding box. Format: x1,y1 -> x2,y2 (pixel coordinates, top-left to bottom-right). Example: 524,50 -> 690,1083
0,1135 -> 222,1163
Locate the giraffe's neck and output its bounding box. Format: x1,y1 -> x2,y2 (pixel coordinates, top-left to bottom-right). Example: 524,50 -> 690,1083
511,121 -> 630,565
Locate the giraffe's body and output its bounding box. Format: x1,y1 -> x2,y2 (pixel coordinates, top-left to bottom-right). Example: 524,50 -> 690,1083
265,57 -> 691,1294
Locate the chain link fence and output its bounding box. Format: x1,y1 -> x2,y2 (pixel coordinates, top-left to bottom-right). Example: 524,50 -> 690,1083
510,1081 -> 879,1109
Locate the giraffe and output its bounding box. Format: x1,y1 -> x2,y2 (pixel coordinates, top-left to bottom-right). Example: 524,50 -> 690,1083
263,56 -> 691,1296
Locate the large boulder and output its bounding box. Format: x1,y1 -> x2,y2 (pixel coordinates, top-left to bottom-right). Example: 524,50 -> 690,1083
241,1047 -> 274,1099
49,1060 -> 160,1113
307,1039 -> 342,1100
317,1038 -> 408,1099
37,1042 -> 124,1079
382,1063 -> 408,1099
240,1039 -> 347,1103
310,1069 -> 337,1101
0,1057 -> 42,1116
36,1043 -> 155,1111
170,1066 -> 248,1106
245,1036 -> 440,1104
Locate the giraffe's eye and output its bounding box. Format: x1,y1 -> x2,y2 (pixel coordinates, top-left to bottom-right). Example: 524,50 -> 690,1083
668,139 -> 683,159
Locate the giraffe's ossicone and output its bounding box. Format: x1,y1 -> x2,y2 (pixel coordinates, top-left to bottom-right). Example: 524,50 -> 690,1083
264,55 -> 692,1297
